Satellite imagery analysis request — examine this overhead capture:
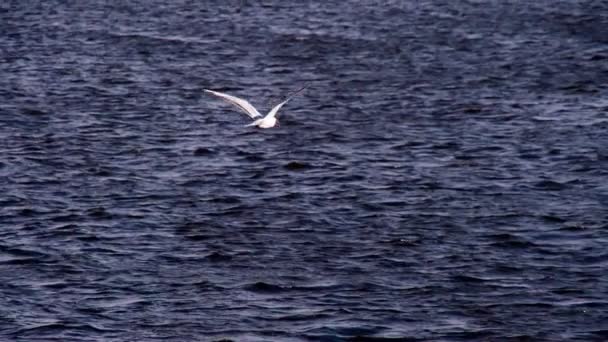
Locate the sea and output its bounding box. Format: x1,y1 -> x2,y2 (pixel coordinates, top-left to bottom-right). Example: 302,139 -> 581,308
1,1 -> 607,341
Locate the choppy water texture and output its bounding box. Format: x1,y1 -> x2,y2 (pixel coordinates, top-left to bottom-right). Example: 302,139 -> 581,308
1,1 -> 608,341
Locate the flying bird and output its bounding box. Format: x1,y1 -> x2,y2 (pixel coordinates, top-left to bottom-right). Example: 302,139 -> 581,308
204,86 -> 307,128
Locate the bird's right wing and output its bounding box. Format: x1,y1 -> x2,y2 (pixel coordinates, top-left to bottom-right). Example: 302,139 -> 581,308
204,89 -> 262,119
265,99 -> 290,120
265,85 -> 308,120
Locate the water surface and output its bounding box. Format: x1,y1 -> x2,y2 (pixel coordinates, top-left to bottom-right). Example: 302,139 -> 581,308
1,1 -> 607,340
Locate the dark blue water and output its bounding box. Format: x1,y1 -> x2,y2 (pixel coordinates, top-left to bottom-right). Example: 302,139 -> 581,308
1,1 -> 608,341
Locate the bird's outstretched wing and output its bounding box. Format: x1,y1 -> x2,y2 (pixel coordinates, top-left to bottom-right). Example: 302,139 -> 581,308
265,99 -> 289,120
204,89 -> 262,119
265,85 -> 308,120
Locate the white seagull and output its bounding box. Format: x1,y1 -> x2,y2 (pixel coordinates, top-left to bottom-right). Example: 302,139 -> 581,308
204,86 -> 307,128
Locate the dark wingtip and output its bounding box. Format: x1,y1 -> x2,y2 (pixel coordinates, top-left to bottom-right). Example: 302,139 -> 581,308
287,84 -> 309,99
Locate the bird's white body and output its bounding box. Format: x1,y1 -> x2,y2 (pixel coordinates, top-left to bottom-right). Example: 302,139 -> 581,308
249,116 -> 277,129
204,87 -> 305,129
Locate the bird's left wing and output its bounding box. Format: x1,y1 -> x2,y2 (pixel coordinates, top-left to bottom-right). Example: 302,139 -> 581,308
204,89 -> 262,119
